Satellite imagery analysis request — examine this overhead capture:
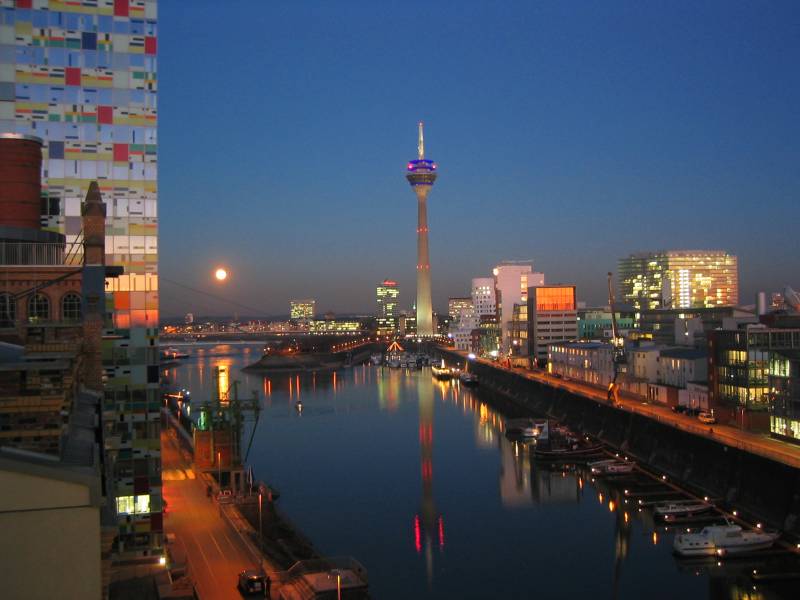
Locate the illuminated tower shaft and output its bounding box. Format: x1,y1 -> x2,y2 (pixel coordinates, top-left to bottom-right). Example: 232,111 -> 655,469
406,122 -> 438,337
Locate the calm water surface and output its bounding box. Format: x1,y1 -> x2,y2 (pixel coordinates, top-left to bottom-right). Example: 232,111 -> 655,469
165,344 -> 794,600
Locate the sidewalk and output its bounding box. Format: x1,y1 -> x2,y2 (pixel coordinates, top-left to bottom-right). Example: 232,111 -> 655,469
162,428 -> 285,599
444,347 -> 800,469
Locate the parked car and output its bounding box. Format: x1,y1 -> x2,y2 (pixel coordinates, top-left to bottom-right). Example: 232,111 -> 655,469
671,405 -> 687,414
237,569 -> 268,596
698,411 -> 716,424
685,407 -> 701,416
217,489 -> 233,504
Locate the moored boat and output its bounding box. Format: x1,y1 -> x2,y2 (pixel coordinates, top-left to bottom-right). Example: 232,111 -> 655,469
506,418 -> 547,439
589,459 -> 634,475
673,521 -> 780,557
458,371 -> 479,387
654,501 -> 714,519
370,353 -> 383,366
431,360 -> 453,380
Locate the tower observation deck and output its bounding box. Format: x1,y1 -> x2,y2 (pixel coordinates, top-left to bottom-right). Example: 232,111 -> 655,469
406,122 -> 437,337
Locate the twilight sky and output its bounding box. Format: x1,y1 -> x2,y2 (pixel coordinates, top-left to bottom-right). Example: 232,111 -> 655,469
158,1 -> 800,318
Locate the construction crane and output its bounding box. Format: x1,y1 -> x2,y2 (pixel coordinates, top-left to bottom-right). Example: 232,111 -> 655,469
607,272 -> 626,406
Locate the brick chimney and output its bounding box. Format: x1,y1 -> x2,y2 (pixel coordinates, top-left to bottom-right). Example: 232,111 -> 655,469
81,181 -> 106,392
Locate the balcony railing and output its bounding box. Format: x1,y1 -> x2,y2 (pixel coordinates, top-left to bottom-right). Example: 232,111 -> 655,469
0,241 -> 82,267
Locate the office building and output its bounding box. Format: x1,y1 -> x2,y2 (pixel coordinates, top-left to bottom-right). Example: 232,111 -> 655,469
376,280 -> 399,336
406,122 -> 437,336
290,299 -> 315,320
1,2 -> 161,562
577,306 -> 635,341
447,297 -> 472,319
619,251 -> 738,312
709,326 -> 800,438
527,285 -> 577,365
639,306 -> 756,346
494,262 -> 543,353
471,277 -> 496,317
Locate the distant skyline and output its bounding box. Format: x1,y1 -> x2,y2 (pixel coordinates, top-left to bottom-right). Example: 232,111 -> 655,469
158,1 -> 800,317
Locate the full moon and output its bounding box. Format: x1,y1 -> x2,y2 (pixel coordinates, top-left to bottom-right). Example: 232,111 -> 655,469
215,268 -> 228,281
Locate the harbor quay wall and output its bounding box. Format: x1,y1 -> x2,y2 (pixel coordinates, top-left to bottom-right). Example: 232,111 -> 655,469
433,348 -> 800,535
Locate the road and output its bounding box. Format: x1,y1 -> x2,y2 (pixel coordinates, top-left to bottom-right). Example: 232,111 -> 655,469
446,349 -> 800,469
162,428 -> 267,600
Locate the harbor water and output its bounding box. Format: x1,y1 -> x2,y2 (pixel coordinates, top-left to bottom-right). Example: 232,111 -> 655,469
164,344 -> 797,599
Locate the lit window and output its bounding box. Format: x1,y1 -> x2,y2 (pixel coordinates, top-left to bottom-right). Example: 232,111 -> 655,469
116,494 -> 151,515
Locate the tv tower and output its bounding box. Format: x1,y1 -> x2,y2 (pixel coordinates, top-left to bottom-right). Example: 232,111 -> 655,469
406,122 -> 437,337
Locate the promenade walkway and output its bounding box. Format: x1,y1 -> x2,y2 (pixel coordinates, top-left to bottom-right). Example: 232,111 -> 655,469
444,348 -> 800,470
162,428 -> 281,599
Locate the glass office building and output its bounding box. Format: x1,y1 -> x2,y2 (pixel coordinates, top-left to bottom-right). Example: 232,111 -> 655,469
0,0 -> 161,561
619,250 -> 738,312
376,280 -> 399,336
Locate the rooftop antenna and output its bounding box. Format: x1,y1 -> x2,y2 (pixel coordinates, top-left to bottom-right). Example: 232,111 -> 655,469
418,121 -> 425,160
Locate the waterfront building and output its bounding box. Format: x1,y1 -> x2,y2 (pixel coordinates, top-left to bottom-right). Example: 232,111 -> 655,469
527,285 -> 578,365
475,316 -> 500,357
708,325 -> 800,439
1,2 -> 161,563
376,280 -> 399,336
471,277 -> 496,317
619,250 -> 738,312
308,318 -> 363,334
494,262 -> 544,353
290,299 -> 315,321
639,306 -> 756,346
547,341 -> 614,387
577,306 -> 635,341
657,347 -> 708,389
448,304 -> 479,352
447,296 -> 472,319
406,122 -> 437,337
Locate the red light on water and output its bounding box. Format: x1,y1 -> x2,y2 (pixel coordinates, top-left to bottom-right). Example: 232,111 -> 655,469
414,515 -> 421,552
438,517 -> 445,548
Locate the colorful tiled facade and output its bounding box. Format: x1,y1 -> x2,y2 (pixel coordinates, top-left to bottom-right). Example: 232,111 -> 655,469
0,0 -> 160,561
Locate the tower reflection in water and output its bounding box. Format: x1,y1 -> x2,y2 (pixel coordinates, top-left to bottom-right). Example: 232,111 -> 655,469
415,374 -> 444,586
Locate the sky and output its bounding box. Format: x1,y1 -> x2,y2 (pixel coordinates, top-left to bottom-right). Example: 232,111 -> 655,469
158,0 -> 800,318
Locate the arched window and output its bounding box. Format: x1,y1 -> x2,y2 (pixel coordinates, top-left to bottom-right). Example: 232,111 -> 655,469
28,293 -> 50,322
62,293 -> 82,322
0,293 -> 16,327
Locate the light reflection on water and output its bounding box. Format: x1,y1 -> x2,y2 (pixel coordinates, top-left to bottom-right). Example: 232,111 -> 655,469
164,344 -> 796,600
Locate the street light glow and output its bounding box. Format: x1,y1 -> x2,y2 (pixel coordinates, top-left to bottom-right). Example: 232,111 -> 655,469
215,268 -> 228,281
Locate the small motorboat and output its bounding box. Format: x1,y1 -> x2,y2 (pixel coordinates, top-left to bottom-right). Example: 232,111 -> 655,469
654,501 -> 714,519
590,459 -> 634,475
506,418 -> 547,439
673,521 -> 780,557
533,443 -> 604,461
162,347 -> 190,360
431,360 -> 453,380
458,371 -> 479,387
295,400 -> 303,413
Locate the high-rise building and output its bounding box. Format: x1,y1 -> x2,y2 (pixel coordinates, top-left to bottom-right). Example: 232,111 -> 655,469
447,297 -> 472,319
406,122 -> 437,337
619,251 -> 738,312
290,299 -> 315,320
527,285 -> 578,365
471,277 -> 496,317
1,1 -> 161,563
493,262 -> 544,353
376,280 -> 399,336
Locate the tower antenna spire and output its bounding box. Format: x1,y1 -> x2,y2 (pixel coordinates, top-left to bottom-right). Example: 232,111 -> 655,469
418,121 -> 425,160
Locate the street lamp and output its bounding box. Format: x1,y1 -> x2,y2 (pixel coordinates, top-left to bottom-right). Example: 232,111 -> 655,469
217,450 -> 221,490
258,492 -> 263,551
